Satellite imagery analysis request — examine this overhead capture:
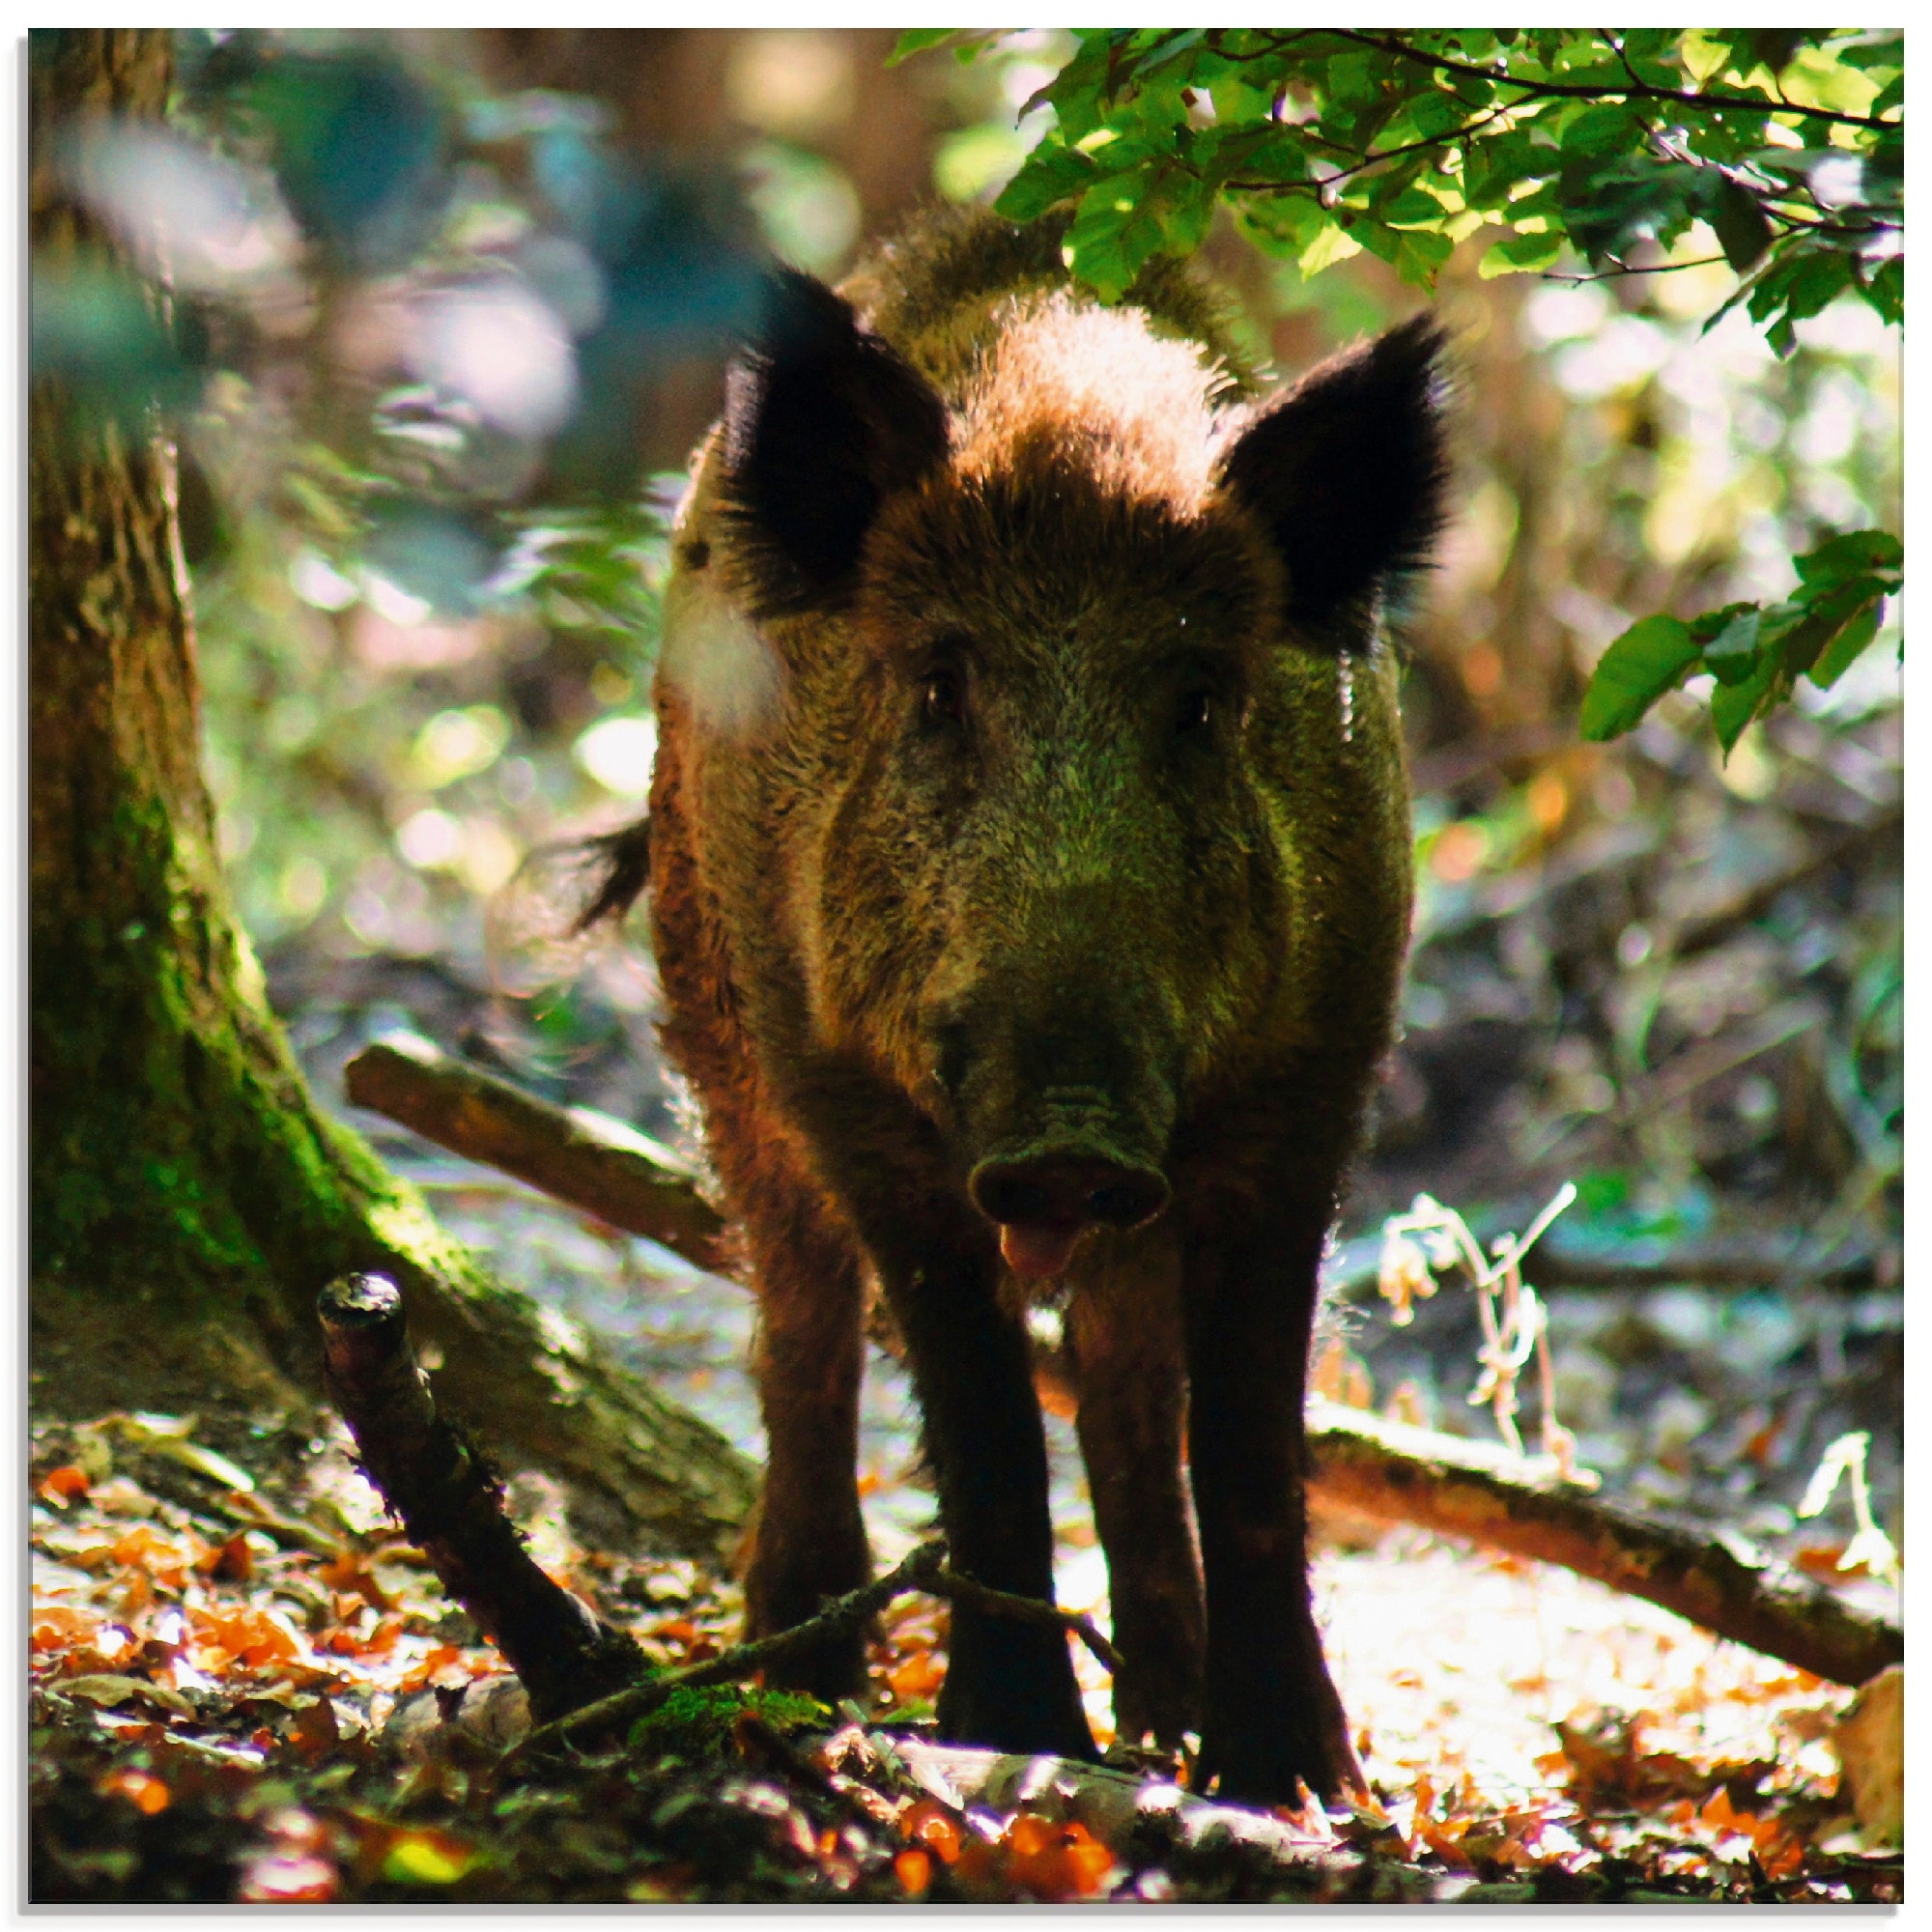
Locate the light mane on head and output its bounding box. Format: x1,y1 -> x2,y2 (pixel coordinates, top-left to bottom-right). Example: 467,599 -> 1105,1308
951,294 -> 1228,514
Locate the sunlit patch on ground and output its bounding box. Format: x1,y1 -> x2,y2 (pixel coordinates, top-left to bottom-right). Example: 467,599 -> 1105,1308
1316,1530 -> 1851,1804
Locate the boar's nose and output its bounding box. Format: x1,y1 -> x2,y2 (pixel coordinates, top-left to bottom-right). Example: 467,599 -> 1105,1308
969,1153 -> 1170,1280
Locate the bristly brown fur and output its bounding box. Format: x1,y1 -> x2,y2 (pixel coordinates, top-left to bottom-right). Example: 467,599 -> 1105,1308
636,204 -> 1452,1797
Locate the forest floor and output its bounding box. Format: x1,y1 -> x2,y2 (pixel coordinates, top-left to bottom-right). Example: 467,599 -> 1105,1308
31,701 -> 1903,1903
30,1153 -> 1902,1903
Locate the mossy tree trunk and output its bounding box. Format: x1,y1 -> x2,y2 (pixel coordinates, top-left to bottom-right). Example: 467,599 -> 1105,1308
28,28 -> 754,1562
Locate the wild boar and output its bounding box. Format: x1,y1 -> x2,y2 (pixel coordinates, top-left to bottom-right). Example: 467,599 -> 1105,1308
614,210 -> 1448,1803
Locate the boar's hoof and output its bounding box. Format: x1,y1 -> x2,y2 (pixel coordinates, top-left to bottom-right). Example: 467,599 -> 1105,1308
970,1155 -> 1169,1280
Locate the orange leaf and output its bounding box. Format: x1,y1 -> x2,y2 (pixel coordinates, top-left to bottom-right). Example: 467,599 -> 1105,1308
199,1605 -> 305,1667
39,1464 -> 91,1503
98,1768 -> 171,1815
952,1835 -> 1001,1891
1006,1813 -> 1113,1900
31,1605 -> 108,1652
200,1533 -> 254,1582
901,1799 -> 963,1863
318,1551 -> 391,1610
888,1650 -> 947,1700
1793,1543 -> 1849,1579
895,1848 -> 932,1896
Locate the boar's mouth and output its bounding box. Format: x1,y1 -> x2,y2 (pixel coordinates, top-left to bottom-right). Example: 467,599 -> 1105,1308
968,1141 -> 1171,1281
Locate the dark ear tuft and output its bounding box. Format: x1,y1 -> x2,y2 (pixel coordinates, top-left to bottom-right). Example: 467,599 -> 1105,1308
720,270 -> 950,612
1215,314 -> 1451,640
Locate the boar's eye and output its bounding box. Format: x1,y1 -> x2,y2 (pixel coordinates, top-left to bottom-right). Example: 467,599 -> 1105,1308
1175,688 -> 1213,735
922,667 -> 967,730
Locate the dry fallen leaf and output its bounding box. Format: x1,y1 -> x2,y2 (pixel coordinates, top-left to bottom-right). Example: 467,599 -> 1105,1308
1830,1664 -> 1902,1847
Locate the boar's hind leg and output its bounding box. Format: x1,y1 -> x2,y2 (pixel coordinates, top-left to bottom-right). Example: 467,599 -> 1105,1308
1183,1206 -> 1363,1804
881,1246 -> 1097,1761
1067,1236 -> 1205,1747
741,1172 -> 872,1702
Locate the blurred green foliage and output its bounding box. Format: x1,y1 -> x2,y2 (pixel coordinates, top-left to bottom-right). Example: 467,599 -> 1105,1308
899,27 -> 1903,744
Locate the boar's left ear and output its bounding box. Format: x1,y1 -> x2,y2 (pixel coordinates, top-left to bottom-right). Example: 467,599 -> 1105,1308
1214,314 -> 1450,640
720,270 -> 951,613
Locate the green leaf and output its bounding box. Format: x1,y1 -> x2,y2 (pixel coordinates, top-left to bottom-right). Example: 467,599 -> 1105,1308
1149,171 -> 1216,257
1297,220 -> 1363,277
888,30 -> 970,66
1806,597 -> 1884,688
1781,247 -> 1856,324
1480,227 -> 1564,276
1393,227 -> 1455,287
1703,607 -> 1761,682
1793,528 -> 1902,589
1065,170 -> 1166,302
1579,615 -> 1702,740
1712,179 -> 1774,272
1710,650 -> 1777,754
993,142 -> 1101,223
1406,89 -> 1473,139
1380,186 -> 1449,228
1561,102 -> 1644,156
1863,254 -> 1903,327
1037,35 -> 1118,146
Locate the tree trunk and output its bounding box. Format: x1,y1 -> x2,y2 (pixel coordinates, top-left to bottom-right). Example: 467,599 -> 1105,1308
27,28 -> 755,1563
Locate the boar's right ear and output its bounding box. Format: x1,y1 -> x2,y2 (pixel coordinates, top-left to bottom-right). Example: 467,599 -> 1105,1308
720,270 -> 951,613
1215,314 -> 1450,640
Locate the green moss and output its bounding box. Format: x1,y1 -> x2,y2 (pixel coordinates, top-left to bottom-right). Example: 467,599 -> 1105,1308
30,784 -> 469,1322
626,1685 -> 832,1763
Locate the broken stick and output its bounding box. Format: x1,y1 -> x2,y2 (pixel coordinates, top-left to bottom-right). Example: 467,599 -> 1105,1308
345,1032 -> 731,1273
1306,1401 -> 1900,1689
319,1271 -> 645,1722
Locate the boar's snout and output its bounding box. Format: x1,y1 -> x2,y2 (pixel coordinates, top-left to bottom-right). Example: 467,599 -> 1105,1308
969,1151 -> 1170,1282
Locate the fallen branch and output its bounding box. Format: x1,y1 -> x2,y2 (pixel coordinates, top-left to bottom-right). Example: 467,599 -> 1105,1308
318,1272 -> 645,1722
1305,1402 -> 1901,1688
344,1032 -> 731,1274
1328,1229 -> 1881,1294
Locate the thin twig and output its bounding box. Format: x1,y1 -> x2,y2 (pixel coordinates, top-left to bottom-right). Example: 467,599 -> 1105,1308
502,1540 -> 1124,1772
504,1541 -> 952,1769
930,1564 -> 1123,1676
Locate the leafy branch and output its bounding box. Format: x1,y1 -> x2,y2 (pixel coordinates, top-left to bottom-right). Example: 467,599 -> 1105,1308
900,26 -> 1903,744
1308,28 -> 1898,131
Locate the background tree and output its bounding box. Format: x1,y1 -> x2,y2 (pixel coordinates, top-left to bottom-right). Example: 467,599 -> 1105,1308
29,26 -> 754,1560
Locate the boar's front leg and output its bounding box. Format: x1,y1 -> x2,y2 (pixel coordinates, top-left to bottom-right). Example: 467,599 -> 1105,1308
1183,1202 -> 1362,1804
1066,1231 -> 1205,1747
879,1238 -> 1097,1761
739,1166 -> 872,1703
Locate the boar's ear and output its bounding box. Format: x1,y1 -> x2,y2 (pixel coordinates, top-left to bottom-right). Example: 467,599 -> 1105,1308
1215,314 -> 1450,640
720,270 -> 951,613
